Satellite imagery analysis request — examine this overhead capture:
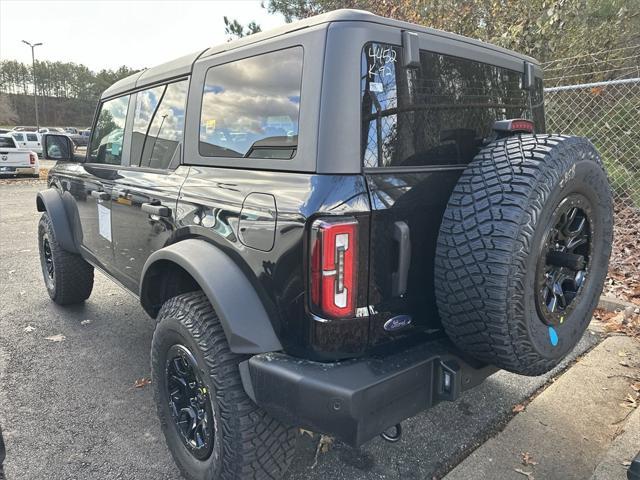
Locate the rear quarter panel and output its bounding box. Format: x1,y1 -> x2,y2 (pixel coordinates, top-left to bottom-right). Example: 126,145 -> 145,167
176,168 -> 371,359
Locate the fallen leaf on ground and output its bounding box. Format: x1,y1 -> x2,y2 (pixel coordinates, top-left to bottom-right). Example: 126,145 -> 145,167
134,378 -> 152,388
618,350 -> 630,357
620,361 -> 631,367
620,394 -> 638,409
80,319 -> 92,326
299,428 -> 315,438
631,382 -> 640,392
318,434 -> 333,453
521,452 -> 538,466
512,404 -> 526,413
623,460 -> 632,466
24,326 -> 35,333
514,468 -> 535,479
45,334 -> 65,342
311,434 -> 334,469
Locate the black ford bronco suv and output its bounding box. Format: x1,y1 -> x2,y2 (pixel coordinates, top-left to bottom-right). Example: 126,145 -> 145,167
36,9 -> 613,480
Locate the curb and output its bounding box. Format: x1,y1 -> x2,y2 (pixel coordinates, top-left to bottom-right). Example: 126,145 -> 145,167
598,294 -> 639,313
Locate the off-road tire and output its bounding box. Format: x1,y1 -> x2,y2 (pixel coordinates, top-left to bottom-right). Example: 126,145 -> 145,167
38,212 -> 93,304
435,135 -> 613,376
151,291 -> 297,480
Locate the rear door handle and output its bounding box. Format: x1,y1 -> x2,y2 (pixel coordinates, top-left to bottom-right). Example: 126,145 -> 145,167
90,190 -> 110,201
141,202 -> 171,217
392,221 -> 411,297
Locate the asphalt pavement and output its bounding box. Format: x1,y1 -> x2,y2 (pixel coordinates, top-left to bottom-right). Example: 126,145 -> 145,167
0,181 -> 601,480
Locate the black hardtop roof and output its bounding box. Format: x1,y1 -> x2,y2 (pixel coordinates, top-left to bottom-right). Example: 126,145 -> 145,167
101,8 -> 538,99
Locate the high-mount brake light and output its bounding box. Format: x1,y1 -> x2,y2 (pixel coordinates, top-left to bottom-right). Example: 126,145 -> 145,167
493,118 -> 535,134
310,218 -> 358,318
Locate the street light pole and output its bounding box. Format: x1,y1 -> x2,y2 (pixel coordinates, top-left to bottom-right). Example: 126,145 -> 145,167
22,40 -> 43,130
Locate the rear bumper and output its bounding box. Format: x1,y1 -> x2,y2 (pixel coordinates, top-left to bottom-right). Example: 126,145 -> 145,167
0,166 -> 37,175
239,338 -> 496,446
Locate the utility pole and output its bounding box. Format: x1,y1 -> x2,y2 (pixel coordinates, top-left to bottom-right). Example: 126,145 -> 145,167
22,40 -> 43,130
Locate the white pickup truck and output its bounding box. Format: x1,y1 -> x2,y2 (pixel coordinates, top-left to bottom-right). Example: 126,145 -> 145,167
0,134 -> 40,177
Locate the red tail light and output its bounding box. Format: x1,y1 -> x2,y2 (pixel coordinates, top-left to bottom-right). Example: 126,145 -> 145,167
29,153 -> 36,165
310,217 -> 358,318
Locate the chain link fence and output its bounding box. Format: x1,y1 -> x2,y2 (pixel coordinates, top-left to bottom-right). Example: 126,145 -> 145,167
543,48 -> 640,301
544,77 -> 640,210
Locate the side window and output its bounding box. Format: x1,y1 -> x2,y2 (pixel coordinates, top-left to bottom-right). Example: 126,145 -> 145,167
89,95 -> 130,165
199,47 -> 303,159
131,79 -> 188,169
13,133 -> 24,142
26,133 -> 38,142
361,44 -> 532,168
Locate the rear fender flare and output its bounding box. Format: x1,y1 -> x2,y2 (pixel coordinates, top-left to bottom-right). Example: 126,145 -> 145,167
140,239 -> 283,354
36,188 -> 79,254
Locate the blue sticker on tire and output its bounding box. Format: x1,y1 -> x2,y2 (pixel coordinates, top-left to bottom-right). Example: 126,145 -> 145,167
548,326 -> 559,346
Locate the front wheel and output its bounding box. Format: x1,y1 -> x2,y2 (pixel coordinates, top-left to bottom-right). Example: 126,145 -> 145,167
151,291 -> 297,480
38,212 -> 93,304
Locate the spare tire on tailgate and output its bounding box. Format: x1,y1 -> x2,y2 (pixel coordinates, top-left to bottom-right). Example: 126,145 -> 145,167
435,135 -> 613,376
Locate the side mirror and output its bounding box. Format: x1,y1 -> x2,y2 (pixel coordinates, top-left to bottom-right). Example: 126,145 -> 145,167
42,134 -> 76,161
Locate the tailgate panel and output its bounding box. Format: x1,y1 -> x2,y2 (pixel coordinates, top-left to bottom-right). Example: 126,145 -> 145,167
365,169 -> 464,347
0,150 -> 30,167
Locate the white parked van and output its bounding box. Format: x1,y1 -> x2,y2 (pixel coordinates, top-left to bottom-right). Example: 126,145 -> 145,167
11,131 -> 43,154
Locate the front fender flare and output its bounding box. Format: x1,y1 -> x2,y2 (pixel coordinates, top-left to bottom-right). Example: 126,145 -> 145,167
140,239 -> 283,354
36,188 -> 79,254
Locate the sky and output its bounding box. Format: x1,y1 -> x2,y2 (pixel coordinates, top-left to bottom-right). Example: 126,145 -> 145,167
0,0 -> 287,71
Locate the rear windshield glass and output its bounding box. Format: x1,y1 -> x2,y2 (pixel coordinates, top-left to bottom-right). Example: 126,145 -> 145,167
199,47 -> 303,160
0,137 -> 15,148
361,43 -> 544,168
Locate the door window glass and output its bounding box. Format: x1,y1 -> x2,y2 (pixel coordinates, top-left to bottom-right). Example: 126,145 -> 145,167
89,95 -> 130,165
199,47 -> 303,159
132,79 -> 188,169
26,133 -> 38,141
12,133 -> 24,142
361,44 -> 538,168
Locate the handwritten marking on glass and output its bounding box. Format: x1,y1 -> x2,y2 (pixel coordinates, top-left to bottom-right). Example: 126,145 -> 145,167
367,45 -> 397,79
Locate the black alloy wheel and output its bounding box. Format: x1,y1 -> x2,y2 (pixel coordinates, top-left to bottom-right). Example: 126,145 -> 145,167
41,235 -> 55,288
165,344 -> 215,461
535,194 -> 592,327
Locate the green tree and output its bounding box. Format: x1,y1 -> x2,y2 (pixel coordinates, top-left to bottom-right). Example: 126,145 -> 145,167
266,0 -> 639,65
223,16 -> 262,40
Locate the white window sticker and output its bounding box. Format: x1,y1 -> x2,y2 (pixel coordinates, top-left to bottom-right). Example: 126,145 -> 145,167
97,203 -> 112,242
369,82 -> 384,92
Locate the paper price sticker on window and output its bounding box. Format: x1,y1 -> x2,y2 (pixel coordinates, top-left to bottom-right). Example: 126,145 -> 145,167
369,82 -> 384,92
97,203 -> 112,242
205,119 -> 216,135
